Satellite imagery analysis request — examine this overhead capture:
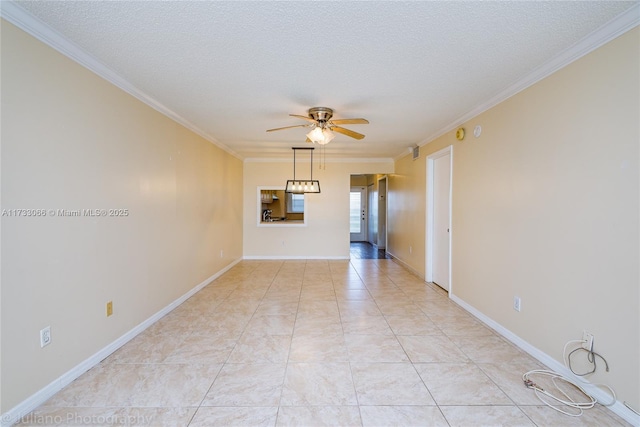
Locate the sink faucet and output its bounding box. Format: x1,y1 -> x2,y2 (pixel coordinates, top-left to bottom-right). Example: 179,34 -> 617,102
262,209 -> 272,222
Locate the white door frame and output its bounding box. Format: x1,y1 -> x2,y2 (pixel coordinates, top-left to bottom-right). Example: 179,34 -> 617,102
377,176 -> 387,250
426,146 -> 453,293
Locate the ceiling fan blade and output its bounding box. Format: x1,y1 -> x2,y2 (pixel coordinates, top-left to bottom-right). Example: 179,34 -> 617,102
329,118 -> 369,125
266,124 -> 311,132
331,126 -> 365,140
289,114 -> 318,123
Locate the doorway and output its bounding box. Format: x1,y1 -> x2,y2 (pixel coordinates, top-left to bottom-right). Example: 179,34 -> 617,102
377,176 -> 387,250
426,146 -> 452,292
350,187 -> 367,242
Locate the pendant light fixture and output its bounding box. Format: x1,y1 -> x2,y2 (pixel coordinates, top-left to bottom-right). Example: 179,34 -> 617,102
285,147 -> 321,194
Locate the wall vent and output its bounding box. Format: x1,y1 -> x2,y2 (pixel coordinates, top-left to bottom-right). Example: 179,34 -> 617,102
412,146 -> 420,160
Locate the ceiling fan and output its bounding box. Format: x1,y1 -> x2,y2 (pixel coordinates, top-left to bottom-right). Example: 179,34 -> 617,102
266,107 -> 369,144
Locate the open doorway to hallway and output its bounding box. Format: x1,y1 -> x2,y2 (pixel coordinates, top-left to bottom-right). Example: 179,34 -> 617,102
350,174 -> 388,253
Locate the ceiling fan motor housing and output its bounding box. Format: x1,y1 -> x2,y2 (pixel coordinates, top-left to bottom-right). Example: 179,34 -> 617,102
308,107 -> 333,124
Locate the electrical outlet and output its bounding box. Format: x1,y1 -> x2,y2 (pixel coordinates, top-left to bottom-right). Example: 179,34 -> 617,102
106,301 -> 113,317
40,326 -> 51,348
409,246 -> 413,254
513,296 -> 521,312
220,249 -> 224,258
582,331 -> 594,351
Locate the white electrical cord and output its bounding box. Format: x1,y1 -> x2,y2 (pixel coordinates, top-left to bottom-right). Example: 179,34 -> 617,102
522,369 -> 597,417
522,338 -> 617,417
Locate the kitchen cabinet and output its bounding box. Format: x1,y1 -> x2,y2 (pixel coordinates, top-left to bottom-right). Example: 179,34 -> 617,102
260,190 -> 279,204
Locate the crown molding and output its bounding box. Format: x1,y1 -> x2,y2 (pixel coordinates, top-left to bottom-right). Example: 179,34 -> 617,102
2,0 -> 637,163
417,3 -> 640,149
244,156 -> 394,164
0,1 -> 243,160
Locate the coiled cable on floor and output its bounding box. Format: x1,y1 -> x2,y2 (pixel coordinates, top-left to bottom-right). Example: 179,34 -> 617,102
522,338 -> 617,416
522,369 -> 597,417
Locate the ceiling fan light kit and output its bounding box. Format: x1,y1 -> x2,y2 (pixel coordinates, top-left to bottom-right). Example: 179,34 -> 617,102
306,126 -> 335,145
268,107 -> 368,145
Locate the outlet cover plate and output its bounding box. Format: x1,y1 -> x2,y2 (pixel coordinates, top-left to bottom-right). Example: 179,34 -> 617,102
40,326 -> 51,348
513,296 -> 521,312
582,331 -> 594,351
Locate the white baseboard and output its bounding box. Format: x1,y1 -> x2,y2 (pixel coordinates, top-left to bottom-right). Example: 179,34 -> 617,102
1,258 -> 242,427
243,255 -> 350,260
449,294 -> 640,427
384,251 -> 425,280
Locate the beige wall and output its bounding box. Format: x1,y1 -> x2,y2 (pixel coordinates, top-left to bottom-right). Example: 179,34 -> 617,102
244,161 -> 393,258
390,29 -> 639,408
350,175 -> 367,187
1,21 -> 243,411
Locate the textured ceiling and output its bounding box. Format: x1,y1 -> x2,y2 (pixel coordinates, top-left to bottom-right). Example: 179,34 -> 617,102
8,1 -> 638,160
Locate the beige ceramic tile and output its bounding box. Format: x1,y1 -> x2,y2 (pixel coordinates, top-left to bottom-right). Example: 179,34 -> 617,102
226,334 -> 291,363
18,407 -> 197,426
299,290 -> 337,302
280,363 -> 357,406
519,405 -> 629,426
360,405 -> 449,427
478,361 -> 547,405
202,363 -> 286,407
340,315 -> 394,335
27,259 -> 631,427
41,363 -> 141,407
437,315 -> 495,337
396,335 -> 469,363
296,300 -> 340,317
416,363 -> 512,405
351,363 -> 436,405
163,334 -> 237,364
337,299 -> 383,316
17,407 -> 123,427
449,335 -> 536,364
107,332 -> 187,364
376,301 -> 425,316
275,406 -> 362,427
171,295 -> 223,317
119,407 -> 198,426
331,279 -> 367,290
289,334 -> 349,362
215,298 -> 262,315
189,406 -> 277,427
345,334 -> 409,362
384,314 -> 442,336
243,314 -> 296,336
143,313 -> 201,336
334,289 -> 372,300
254,300 -> 299,316
440,405 -> 535,427
127,363 -> 222,407
293,315 -> 343,336
195,313 -> 251,338
418,300 -> 469,318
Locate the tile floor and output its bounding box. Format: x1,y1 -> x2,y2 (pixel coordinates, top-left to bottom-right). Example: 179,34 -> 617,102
19,259 -> 630,426
348,243 -> 391,260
